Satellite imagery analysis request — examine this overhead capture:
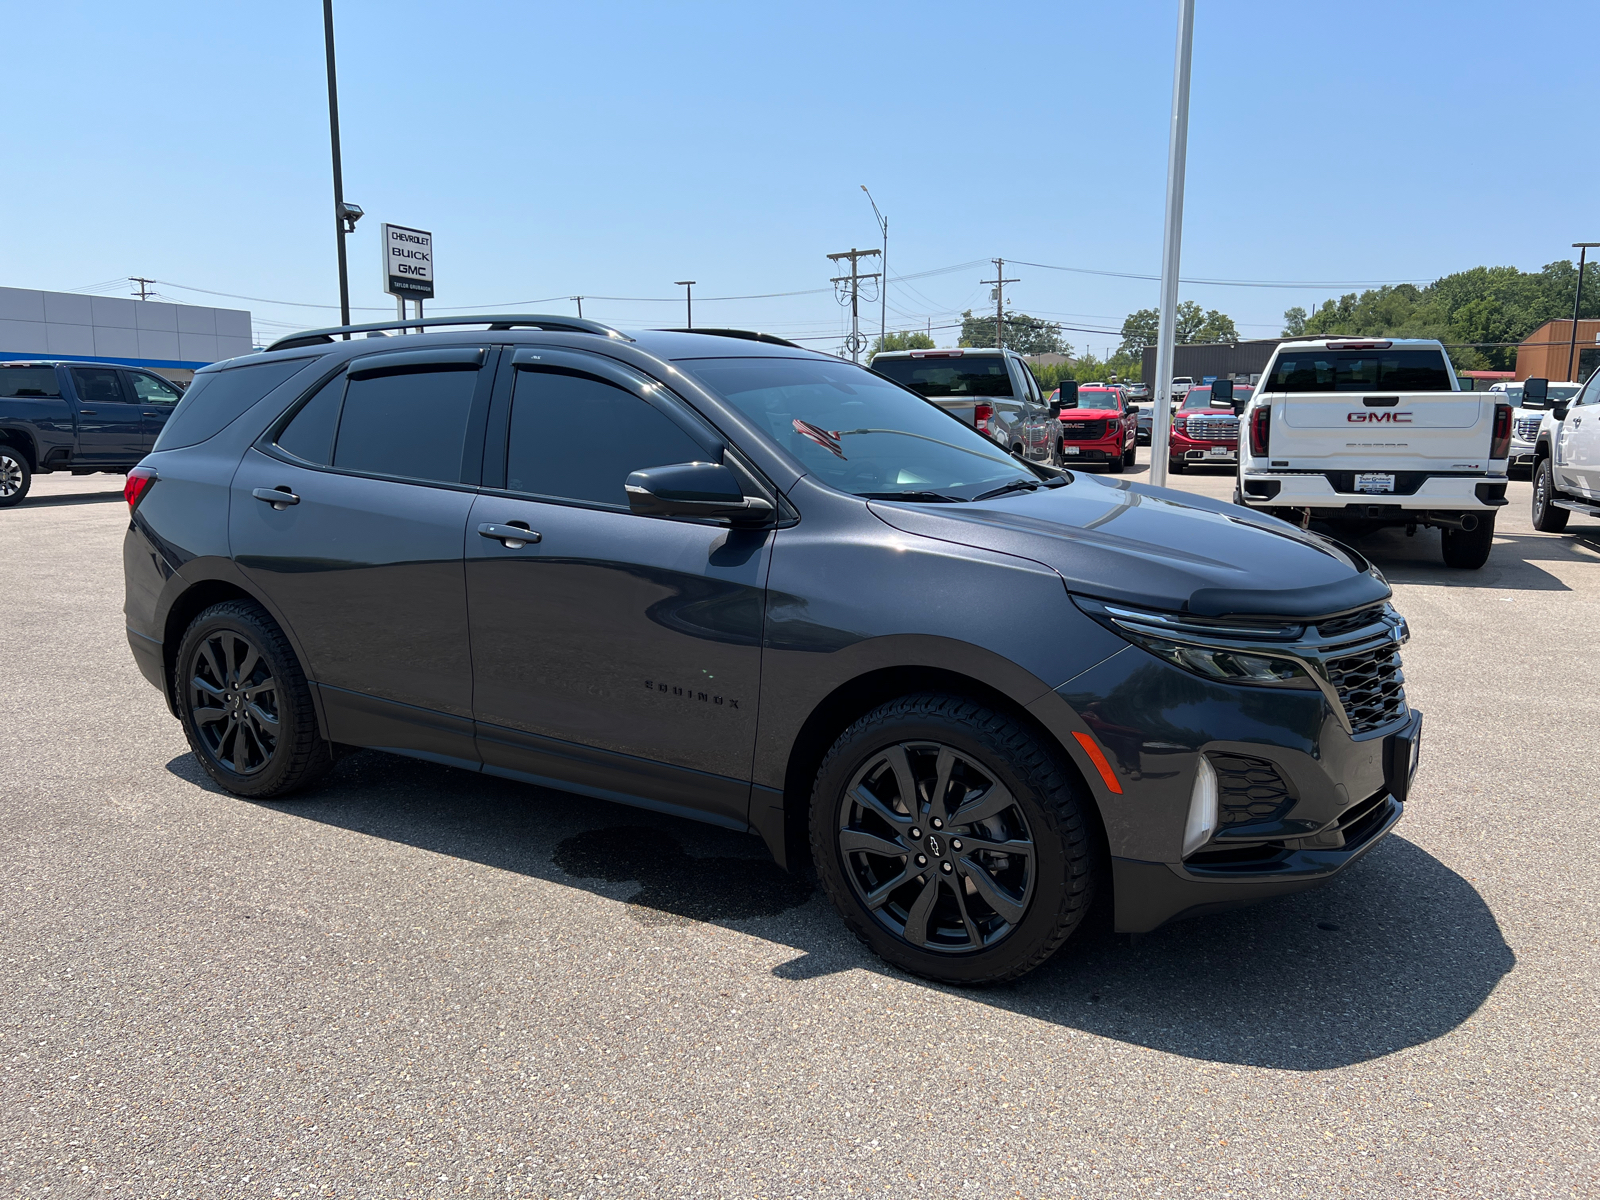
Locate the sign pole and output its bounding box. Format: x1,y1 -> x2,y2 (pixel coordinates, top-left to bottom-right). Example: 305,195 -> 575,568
1149,0 -> 1195,489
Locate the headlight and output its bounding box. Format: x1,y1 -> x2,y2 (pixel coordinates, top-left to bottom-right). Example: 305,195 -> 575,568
1073,596 -> 1319,690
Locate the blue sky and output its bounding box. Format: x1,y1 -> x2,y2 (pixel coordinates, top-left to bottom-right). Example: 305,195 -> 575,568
5,0 -> 1595,353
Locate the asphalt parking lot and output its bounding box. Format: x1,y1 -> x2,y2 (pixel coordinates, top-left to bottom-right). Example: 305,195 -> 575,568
3,455 -> 1597,1199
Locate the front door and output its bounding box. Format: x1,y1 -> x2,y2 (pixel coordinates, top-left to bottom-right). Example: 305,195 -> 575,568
464,348 -> 769,828
228,345 -> 496,764
1563,371 -> 1600,497
122,369 -> 184,451
68,367 -> 143,465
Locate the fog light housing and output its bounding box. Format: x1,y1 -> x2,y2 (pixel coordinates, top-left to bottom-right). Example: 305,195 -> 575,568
1182,756 -> 1219,857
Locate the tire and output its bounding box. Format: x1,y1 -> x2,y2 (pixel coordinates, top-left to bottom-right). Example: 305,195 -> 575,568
175,600 -> 335,798
1168,458 -> 1186,474
1531,458 -> 1570,533
0,445 -> 32,508
1439,513 -> 1496,570
1123,442 -> 1137,467
1105,449 -> 1126,474
809,692 -> 1100,986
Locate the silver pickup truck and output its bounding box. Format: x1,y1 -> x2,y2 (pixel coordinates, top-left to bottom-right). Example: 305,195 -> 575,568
870,347 -> 1056,465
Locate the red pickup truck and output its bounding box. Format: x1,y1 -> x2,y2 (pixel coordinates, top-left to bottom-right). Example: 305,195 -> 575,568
1168,384 -> 1250,474
1049,385 -> 1137,473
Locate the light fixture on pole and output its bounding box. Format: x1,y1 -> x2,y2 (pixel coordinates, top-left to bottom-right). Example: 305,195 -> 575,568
862,185 -> 887,354
1149,0 -> 1195,489
1568,243 -> 1598,383
675,281 -> 695,329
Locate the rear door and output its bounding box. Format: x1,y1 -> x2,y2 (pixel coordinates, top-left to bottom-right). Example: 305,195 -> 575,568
1273,391 -> 1489,467
68,367 -> 143,464
122,369 -> 185,452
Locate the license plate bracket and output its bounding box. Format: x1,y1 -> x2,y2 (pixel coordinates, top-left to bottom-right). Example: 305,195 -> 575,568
1207,446 -> 1232,458
1355,472 -> 1395,494
1063,445 -> 1080,455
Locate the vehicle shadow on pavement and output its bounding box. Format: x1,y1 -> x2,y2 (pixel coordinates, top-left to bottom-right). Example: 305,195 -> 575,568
9,490 -> 125,508
1340,527 -> 1595,592
167,750 -> 1512,1073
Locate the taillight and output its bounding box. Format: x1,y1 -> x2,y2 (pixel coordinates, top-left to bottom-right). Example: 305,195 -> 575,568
1490,403 -> 1512,460
124,466 -> 158,512
1249,406 -> 1271,456
973,403 -> 994,434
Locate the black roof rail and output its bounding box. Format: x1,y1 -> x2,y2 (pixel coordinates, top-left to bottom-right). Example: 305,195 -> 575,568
264,314 -> 632,354
654,328 -> 804,350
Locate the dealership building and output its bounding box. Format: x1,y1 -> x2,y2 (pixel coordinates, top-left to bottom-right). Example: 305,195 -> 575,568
0,286 -> 253,385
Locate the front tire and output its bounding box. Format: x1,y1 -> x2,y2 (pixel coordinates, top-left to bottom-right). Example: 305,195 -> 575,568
1531,458 -> 1570,533
1440,513 -> 1496,570
175,600 -> 335,798
1123,441 -> 1137,467
0,446 -> 32,507
810,692 -> 1099,985
1168,458 -> 1186,474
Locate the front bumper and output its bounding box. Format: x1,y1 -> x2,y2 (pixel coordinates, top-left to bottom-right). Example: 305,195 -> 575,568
1171,433 -> 1238,464
1060,438 -> 1123,462
1509,437 -> 1536,468
1239,470 -> 1508,512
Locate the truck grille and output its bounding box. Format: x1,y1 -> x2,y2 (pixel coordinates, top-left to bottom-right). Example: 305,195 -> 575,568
1211,753 -> 1296,827
1325,644 -> 1407,735
1183,414 -> 1238,440
1514,415 -> 1542,443
1059,419 -> 1106,439
1313,605 -> 1386,640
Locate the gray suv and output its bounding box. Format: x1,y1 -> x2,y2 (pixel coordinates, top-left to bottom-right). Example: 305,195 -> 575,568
870,347 -> 1056,464
122,315 -> 1420,985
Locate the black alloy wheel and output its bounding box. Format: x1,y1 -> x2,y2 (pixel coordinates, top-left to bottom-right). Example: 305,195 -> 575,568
1531,458 -> 1570,533
812,692 -> 1098,985
176,600 -> 335,798
0,447 -> 31,507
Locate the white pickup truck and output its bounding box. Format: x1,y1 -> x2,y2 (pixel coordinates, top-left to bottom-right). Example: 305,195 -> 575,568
1528,373 -> 1600,533
1235,338 -> 1511,569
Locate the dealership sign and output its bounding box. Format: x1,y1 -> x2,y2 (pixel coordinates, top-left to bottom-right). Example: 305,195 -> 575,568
381,224 -> 433,299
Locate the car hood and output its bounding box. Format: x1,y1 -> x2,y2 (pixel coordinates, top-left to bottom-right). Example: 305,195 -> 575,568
866,475 -> 1389,618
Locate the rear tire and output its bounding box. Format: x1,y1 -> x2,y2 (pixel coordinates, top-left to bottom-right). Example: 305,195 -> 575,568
175,600 -> 335,798
1168,458 -> 1186,474
0,446 -> 32,507
1440,513 -> 1496,570
1531,458 -> 1570,533
810,692 -> 1100,986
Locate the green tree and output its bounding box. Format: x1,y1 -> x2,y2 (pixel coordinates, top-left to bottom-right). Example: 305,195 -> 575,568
959,310 -> 1069,356
1281,307 -> 1308,336
867,330 -> 935,361
1118,302 -> 1238,356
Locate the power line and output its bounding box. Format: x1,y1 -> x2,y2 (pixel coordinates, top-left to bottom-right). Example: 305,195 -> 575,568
1009,259 -> 1429,290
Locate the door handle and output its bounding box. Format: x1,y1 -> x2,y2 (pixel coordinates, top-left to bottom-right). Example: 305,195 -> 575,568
479,522 -> 540,548
78,409 -> 96,415
141,411 -> 162,417
252,486 -> 300,509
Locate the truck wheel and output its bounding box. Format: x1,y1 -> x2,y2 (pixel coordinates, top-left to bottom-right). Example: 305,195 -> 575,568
1123,442 -> 1137,467
1105,449 -> 1126,474
1440,513 -> 1496,570
1168,458 -> 1186,475
1531,458 -> 1570,533
809,692 -> 1100,986
175,600 -> 336,799
0,446 -> 31,508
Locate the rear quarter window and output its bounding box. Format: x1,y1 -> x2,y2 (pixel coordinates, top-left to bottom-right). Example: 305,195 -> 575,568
0,367 -> 63,398
153,357 -> 318,451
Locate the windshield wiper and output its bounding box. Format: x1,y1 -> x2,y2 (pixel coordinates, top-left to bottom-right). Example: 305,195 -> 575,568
857,490 -> 968,504
971,478 -> 1063,502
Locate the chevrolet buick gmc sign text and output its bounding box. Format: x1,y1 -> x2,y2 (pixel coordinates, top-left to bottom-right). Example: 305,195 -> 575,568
381,223 -> 434,299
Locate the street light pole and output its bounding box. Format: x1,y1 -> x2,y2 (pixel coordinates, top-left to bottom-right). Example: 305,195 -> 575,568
675,281 -> 695,329
1568,243 -> 1598,382
322,0 -> 351,334
863,186 -> 887,355
1149,0 -> 1195,489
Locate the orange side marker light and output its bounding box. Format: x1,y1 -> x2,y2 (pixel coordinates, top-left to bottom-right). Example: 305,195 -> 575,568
1071,731 -> 1123,795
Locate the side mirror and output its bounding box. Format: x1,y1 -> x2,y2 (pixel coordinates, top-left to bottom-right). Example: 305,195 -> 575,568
1211,379 -> 1234,404
1048,401 -> 1063,418
625,462 -> 774,526
1552,400 -> 1571,421
1057,380 -> 1079,411
1521,377 -> 1549,408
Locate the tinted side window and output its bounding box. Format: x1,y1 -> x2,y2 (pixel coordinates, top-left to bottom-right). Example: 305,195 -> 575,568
71,368 -> 126,404
1578,373 -> 1600,406
333,367 -> 478,484
505,370 -> 708,507
154,357 -> 315,451
0,367 -> 62,398
126,371 -> 182,405
275,373 -> 346,465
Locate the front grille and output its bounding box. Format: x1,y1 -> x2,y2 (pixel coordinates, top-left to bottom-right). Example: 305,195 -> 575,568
1514,415 -> 1543,443
1184,415 -> 1238,440
1313,605 -> 1385,640
1325,644 -> 1407,735
1059,419 -> 1106,439
1211,753 -> 1296,827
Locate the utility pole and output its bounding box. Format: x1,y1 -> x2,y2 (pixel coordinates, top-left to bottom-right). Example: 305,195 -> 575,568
1568,243 -> 1598,382
572,296 -> 584,318
828,248 -> 881,362
981,258 -> 1019,350
322,0 -> 356,337
675,281 -> 695,329
862,186 -> 887,354
1149,0 -> 1196,488
129,277 -> 155,301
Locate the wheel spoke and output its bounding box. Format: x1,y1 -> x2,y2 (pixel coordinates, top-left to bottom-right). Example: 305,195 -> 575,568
194,705 -> 229,727
234,644 -> 261,686
191,675 -> 224,699
949,779 -> 1017,828
954,835 -> 1033,860
241,678 -> 275,699
863,865 -> 917,910
231,719 -> 250,773
901,875 -> 940,947
199,641 -> 226,688
882,744 -> 919,814
850,785 -> 914,834
838,828 -> 906,858
927,746 -> 956,824
962,860 -> 1027,926
950,878 -> 984,948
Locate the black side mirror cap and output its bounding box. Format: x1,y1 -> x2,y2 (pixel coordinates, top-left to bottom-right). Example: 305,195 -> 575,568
1048,401 -> 1063,418
1211,379 -> 1234,404
1552,401 -> 1571,421
1522,377 -> 1549,404
625,461 -> 774,526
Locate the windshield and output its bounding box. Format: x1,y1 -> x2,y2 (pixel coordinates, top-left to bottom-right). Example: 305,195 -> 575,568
1266,348 -> 1453,392
1074,389 -> 1122,411
1499,384 -> 1580,404
677,356 -> 1044,501
1182,386 -> 1251,409
870,354 -> 1015,398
